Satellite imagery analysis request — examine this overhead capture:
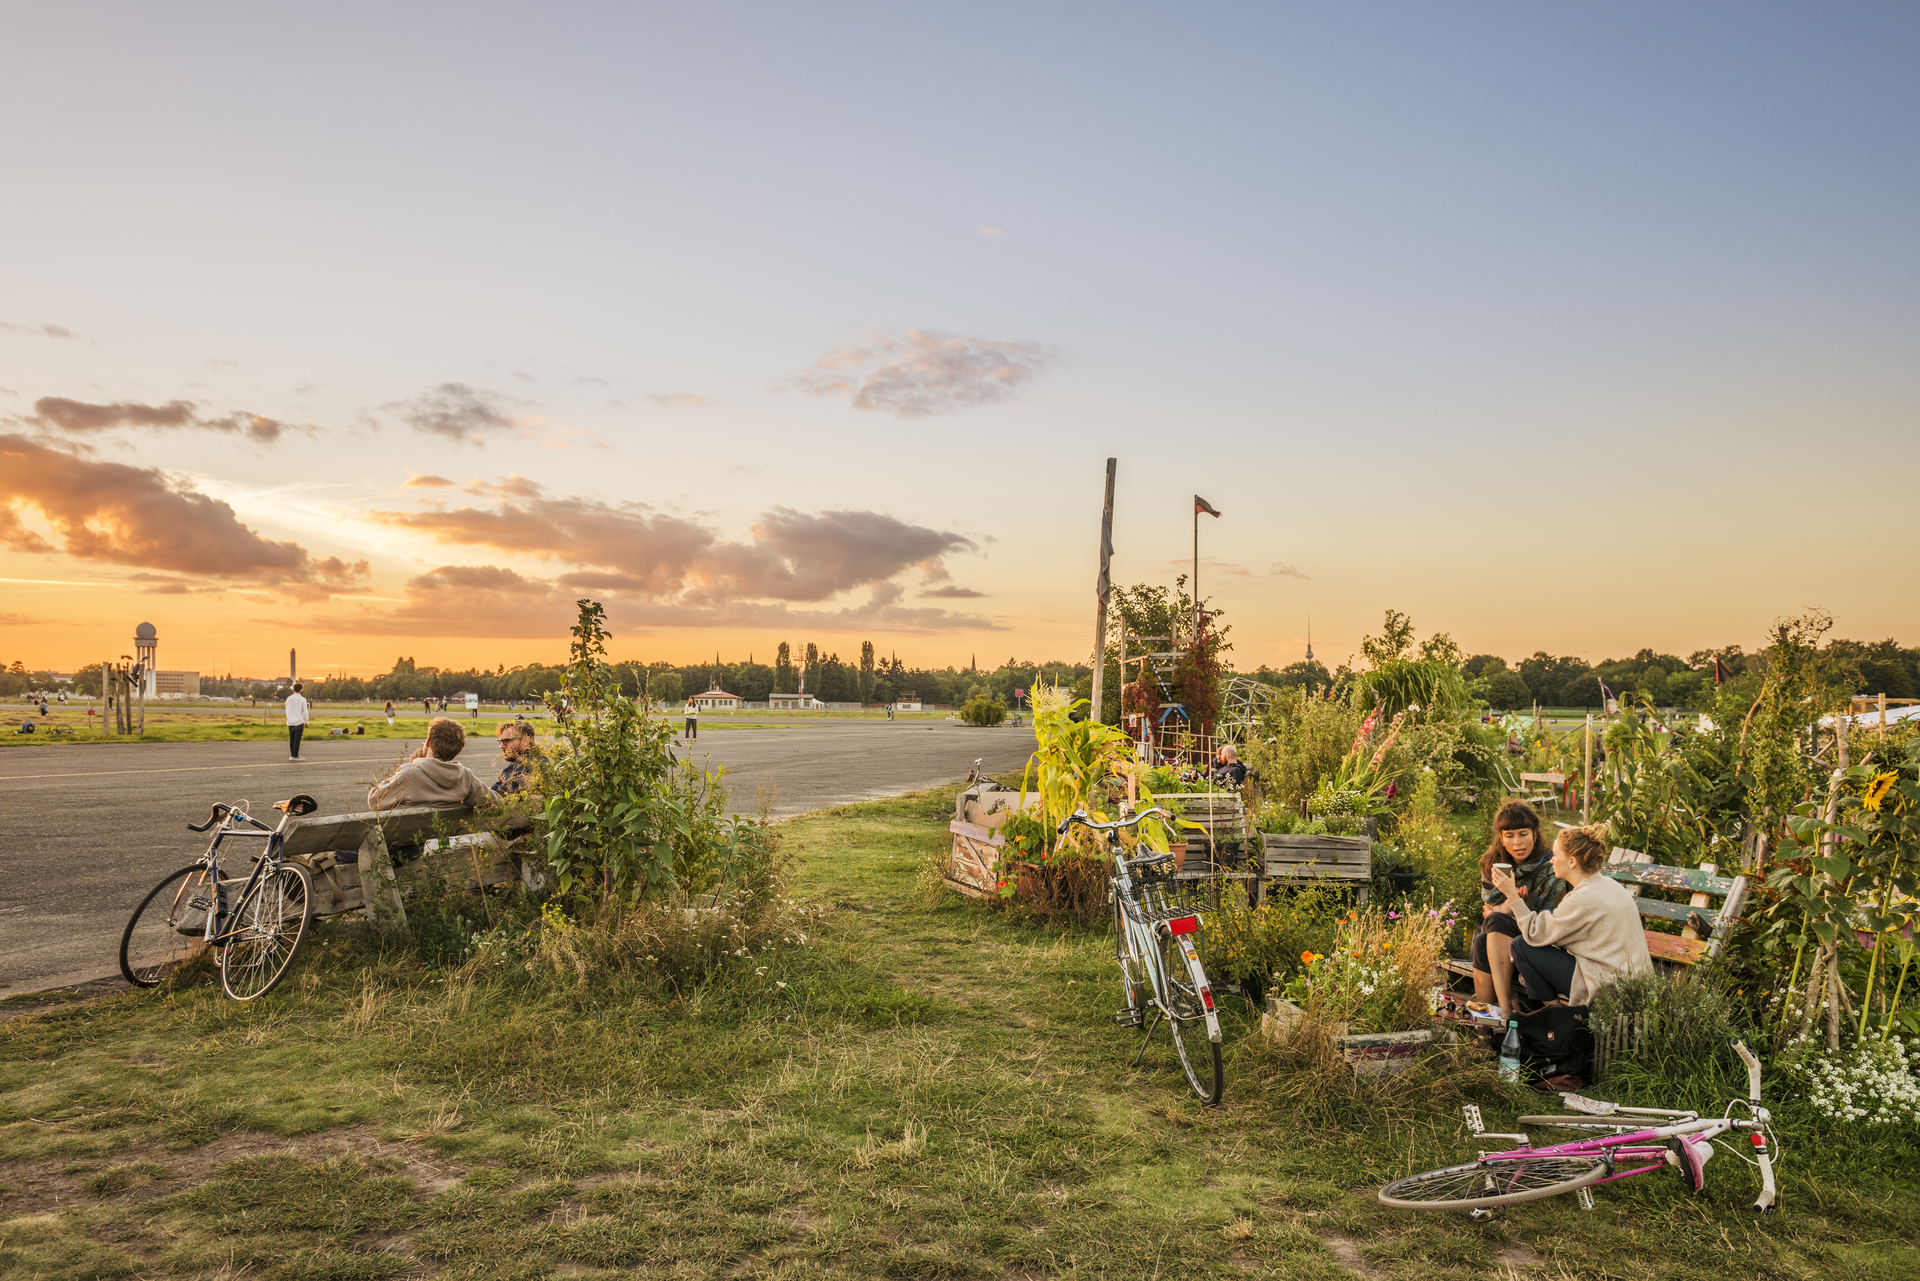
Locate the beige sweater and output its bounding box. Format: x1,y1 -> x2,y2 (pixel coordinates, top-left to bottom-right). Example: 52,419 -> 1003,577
1506,871 -> 1654,1005
367,755 -> 492,812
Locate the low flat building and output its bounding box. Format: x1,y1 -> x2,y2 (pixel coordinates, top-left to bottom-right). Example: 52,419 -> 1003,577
693,686 -> 741,710
155,670 -> 200,697
768,692 -> 823,710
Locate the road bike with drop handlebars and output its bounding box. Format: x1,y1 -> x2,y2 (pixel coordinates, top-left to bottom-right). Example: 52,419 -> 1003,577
119,794 -> 321,1001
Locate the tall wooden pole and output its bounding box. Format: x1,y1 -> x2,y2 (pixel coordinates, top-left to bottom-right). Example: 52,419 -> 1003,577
1089,458 -> 1117,723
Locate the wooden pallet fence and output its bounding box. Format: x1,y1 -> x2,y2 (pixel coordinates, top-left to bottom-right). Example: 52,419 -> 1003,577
1592,1011 -> 1645,1079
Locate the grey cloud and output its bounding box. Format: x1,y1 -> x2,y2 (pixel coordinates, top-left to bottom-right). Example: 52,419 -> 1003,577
31,396 -> 297,443
0,612 -> 47,625
388,383 -> 521,444
1,322 -> 77,339
0,433 -> 312,578
370,482 -> 975,605
1269,562 -> 1310,579
920,585 -> 986,598
301,569 -> 999,637
796,329 -> 1060,417
646,393 -> 714,409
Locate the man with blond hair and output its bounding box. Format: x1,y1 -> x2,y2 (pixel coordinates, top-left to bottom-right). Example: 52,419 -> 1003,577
368,717 -> 491,811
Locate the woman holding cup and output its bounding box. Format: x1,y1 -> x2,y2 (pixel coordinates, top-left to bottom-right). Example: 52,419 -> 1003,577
1488,825 -> 1653,1005
1470,800 -> 1565,1019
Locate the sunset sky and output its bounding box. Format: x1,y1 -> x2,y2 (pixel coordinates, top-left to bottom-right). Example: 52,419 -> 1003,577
2,3 -> 1915,679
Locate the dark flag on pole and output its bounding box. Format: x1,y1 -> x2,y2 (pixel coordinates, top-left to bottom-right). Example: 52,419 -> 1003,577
1195,496 -> 1221,517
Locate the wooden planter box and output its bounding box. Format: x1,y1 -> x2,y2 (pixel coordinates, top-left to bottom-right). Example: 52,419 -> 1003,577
1260,995 -> 1434,1076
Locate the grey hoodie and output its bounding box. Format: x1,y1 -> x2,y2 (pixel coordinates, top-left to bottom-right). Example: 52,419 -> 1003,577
368,755 -> 491,811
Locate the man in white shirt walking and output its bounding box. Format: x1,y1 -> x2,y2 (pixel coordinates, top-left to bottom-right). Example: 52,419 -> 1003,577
286,681 -> 310,761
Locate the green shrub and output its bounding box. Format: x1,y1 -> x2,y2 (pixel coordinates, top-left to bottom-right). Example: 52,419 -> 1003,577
959,693 -> 1008,726
1590,967 -> 1748,1084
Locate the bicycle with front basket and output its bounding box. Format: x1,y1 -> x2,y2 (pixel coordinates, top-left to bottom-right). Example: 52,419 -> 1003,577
1377,1039 -> 1779,1213
119,794 -> 320,1001
1061,807 -> 1223,1106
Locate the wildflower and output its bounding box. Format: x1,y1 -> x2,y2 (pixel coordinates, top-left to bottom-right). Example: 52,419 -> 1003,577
1864,771 -> 1899,812
1301,950 -> 1315,964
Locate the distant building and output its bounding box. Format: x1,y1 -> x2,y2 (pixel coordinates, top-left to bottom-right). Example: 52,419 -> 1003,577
155,670 -> 201,698
693,685 -> 741,710
768,692 -> 823,710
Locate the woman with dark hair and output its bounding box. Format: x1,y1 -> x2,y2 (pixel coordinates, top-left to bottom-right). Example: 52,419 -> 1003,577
1471,800 -> 1566,1018
1490,825 -> 1652,1004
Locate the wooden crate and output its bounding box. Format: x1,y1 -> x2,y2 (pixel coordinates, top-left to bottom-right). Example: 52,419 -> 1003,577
1262,833 -> 1373,904
946,819 -> 1004,899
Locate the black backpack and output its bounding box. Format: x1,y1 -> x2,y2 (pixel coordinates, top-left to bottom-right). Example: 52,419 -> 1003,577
1516,1004 -> 1594,1083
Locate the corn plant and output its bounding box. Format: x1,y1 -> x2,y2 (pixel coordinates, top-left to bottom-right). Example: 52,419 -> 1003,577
1019,683 -> 1171,856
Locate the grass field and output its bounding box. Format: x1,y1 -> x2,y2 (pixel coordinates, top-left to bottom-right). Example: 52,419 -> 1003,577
2,788 -> 1915,1280
0,706 -> 958,746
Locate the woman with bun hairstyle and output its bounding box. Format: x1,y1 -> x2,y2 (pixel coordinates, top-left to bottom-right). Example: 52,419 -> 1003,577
1471,800 -> 1565,1019
1489,825 -> 1654,1005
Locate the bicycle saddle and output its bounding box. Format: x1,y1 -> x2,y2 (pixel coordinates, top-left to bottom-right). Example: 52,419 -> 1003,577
276,794 -> 319,817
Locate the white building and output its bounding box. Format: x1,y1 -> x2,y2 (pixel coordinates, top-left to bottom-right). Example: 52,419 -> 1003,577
692,685 -> 741,710
768,692 -> 823,710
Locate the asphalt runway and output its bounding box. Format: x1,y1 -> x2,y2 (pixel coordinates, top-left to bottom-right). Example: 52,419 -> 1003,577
0,720 -> 1036,995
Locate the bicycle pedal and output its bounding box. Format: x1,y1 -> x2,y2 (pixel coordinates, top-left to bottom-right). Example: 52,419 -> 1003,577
1113,1009 -> 1145,1027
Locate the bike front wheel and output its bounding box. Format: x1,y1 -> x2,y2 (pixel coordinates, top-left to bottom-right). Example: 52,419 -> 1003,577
1157,931 -> 1224,1106
1378,1155 -> 1608,1210
121,865 -> 217,988
219,864 -> 313,1001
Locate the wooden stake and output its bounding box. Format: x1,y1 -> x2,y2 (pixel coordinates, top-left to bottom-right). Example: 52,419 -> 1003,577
1089,458 -> 1117,724
1582,714 -> 1593,823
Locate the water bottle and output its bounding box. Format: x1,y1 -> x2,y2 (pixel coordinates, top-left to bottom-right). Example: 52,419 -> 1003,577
1499,1019 -> 1523,1083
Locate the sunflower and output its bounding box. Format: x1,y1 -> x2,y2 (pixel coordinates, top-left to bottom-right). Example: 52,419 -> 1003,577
1863,771 -> 1899,812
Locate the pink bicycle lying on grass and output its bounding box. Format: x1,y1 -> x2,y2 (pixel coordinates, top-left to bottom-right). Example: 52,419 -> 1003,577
1378,1040 -> 1779,1214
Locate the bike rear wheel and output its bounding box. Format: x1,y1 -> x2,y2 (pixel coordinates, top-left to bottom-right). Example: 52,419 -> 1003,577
1378,1155 -> 1607,1210
121,865 -> 217,988
219,864 -> 313,1001
1157,932 -> 1223,1106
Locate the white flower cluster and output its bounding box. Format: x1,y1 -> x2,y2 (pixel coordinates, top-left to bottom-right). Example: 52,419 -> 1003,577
1799,1039 -> 1920,1126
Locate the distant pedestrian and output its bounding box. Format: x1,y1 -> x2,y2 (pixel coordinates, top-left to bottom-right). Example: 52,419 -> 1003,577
384,699 -> 395,727
286,682 -> 310,761
684,699 -> 699,741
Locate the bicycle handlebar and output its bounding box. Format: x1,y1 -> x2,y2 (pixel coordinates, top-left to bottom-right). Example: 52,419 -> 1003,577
1056,807 -> 1172,836
1732,1039 -> 1761,1104
187,803 -> 270,833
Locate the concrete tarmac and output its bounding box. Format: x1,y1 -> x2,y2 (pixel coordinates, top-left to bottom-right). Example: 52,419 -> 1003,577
0,720 -> 1035,995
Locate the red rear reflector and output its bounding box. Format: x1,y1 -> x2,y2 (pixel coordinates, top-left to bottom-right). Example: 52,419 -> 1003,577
1167,916 -> 1199,935
1751,1134 -> 1768,1149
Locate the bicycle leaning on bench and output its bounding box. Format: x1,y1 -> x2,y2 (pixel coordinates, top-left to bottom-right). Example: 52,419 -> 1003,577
1377,1040 -> 1779,1213
1060,807 -> 1224,1106
119,794 -> 321,1001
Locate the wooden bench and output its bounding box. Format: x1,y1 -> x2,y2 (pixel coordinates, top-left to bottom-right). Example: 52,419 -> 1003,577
1438,848 -> 1748,985
271,805 -> 525,933
1602,847 -> 1748,966
1260,833 -> 1373,906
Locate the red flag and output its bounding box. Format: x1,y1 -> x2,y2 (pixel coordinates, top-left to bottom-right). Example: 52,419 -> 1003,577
1195,495 -> 1221,517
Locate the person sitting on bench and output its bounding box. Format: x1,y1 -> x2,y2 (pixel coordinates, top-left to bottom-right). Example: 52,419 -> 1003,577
368,717 -> 492,811
491,719 -> 539,796
1489,824 -> 1653,1006
1471,800 -> 1565,1020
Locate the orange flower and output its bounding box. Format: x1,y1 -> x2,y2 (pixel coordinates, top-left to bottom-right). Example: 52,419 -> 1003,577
1301,950 -> 1315,964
